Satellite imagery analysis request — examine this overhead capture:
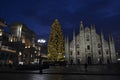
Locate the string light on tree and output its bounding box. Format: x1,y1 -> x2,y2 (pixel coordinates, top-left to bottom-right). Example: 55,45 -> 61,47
48,19 -> 65,62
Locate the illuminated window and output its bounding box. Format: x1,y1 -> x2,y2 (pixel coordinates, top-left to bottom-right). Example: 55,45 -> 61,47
0,32 -> 2,36
22,39 -> 25,43
32,44 -> 35,47
9,36 -> 13,42
0,29 -> 2,36
10,39 -> 13,42
34,51 -> 37,53
19,52 -> 22,56
31,54 -> 32,57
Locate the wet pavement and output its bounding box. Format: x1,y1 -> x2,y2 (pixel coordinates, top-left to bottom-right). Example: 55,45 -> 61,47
0,65 -> 120,80
0,73 -> 120,80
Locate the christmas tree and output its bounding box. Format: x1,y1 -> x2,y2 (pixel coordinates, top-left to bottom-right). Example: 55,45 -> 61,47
48,19 -> 65,62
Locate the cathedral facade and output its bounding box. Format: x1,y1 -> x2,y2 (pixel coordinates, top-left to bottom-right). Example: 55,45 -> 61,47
65,21 -> 117,64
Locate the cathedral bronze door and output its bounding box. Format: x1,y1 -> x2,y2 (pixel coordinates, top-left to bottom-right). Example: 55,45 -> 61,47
70,59 -> 73,65
107,58 -> 110,64
87,56 -> 92,64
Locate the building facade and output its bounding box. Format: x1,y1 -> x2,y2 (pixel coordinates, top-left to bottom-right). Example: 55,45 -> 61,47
0,18 -> 22,65
0,18 -> 46,65
9,22 -> 36,64
65,21 -> 117,64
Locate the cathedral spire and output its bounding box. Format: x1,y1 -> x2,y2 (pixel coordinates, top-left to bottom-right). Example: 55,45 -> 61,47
65,35 -> 69,45
73,29 -> 75,40
65,35 -> 66,44
100,31 -> 104,39
108,34 -> 116,63
100,31 -> 105,47
67,35 -> 69,43
109,34 -> 114,43
90,24 -> 95,30
73,29 -> 77,64
80,21 -> 84,31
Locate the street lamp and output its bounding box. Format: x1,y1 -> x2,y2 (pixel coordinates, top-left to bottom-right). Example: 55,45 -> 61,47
37,39 -> 46,63
37,39 -> 46,74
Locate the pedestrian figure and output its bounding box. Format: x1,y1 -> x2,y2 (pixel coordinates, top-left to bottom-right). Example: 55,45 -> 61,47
39,67 -> 43,74
39,55 -> 43,74
84,63 -> 88,72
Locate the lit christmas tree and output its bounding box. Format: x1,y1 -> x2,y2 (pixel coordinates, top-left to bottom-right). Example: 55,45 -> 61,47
48,19 -> 65,62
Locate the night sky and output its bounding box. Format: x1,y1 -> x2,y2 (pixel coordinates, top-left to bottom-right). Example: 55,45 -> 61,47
0,0 -> 120,50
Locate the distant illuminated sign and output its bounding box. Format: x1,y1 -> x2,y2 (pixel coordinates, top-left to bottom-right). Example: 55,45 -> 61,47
37,39 -> 46,43
19,62 -> 23,65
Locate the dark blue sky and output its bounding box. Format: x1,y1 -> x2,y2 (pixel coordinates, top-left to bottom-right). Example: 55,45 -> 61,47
0,0 -> 120,50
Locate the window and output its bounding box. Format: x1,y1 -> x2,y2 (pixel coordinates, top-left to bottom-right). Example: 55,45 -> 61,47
76,44 -> 79,48
22,38 -> 25,43
98,50 -> 101,55
98,43 -> 101,48
86,35 -> 89,41
77,51 -> 79,55
70,51 -> 72,55
106,50 -> 108,55
87,45 -> 90,50
0,29 -> 2,36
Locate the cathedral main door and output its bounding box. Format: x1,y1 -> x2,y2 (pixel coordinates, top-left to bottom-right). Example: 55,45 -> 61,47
87,56 -> 92,64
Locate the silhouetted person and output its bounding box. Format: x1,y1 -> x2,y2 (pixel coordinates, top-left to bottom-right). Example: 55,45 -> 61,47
70,59 -> 73,65
39,67 -> 43,74
84,63 -> 88,72
9,63 -> 12,68
39,55 -> 43,74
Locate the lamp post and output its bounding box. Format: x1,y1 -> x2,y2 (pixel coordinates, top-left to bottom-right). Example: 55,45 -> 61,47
37,39 -> 46,74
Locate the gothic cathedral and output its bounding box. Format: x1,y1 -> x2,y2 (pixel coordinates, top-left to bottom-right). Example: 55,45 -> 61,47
65,21 -> 117,64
